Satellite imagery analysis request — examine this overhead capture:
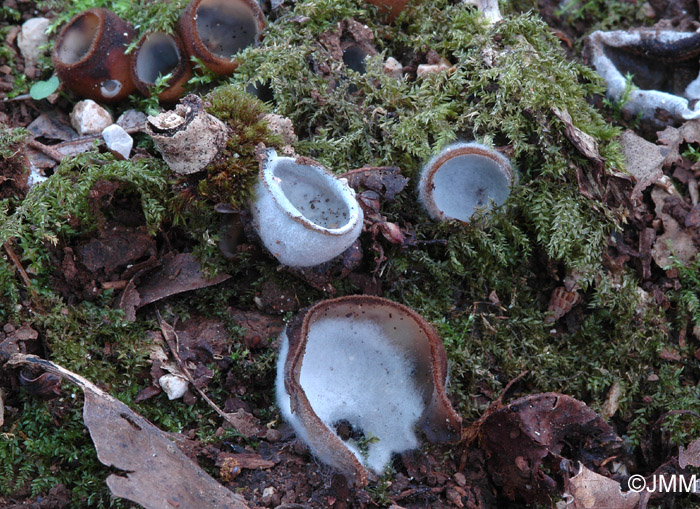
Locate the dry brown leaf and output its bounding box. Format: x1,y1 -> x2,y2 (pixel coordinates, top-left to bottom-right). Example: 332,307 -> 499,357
602,381 -> 622,419
6,354 -> 248,509
679,438 -> 700,468
552,106 -> 605,169
566,464 -> 641,509
119,253 -> 231,320
657,119 -> 700,166
650,186 -> 698,268
620,130 -> 668,200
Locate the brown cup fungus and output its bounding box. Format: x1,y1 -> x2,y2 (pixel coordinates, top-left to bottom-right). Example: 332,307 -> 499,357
276,295 -> 462,486
178,0 -> 265,75
52,9 -> 136,103
131,32 -> 192,103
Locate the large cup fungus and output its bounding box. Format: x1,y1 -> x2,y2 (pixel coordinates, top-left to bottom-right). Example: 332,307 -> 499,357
178,0 -> 265,75
250,149 -> 363,267
131,32 -> 192,103
418,142 -> 514,222
52,9 -> 136,103
276,295 -> 462,486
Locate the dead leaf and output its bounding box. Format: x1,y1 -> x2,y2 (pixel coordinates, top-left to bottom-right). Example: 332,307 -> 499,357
650,186 -> 698,268
78,225 -> 155,274
620,131 -> 668,200
566,463 -> 641,509
478,393 -> 622,504
679,438 -> 700,468
0,387 -> 5,427
6,354 -> 248,509
602,381 -> 622,419
222,409 -> 264,438
228,309 -> 285,349
216,452 -> 276,470
342,166 -> 409,201
657,118 -> 700,166
26,112 -> 77,142
119,253 -> 231,320
552,106 -> 605,169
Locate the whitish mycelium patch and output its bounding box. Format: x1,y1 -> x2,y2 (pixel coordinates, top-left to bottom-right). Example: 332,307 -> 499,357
418,142 -> 514,222
277,296 -> 461,486
251,149 -> 363,267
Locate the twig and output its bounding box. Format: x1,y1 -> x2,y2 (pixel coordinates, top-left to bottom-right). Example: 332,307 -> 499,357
155,311 -> 242,431
2,239 -> 41,308
28,139 -> 64,162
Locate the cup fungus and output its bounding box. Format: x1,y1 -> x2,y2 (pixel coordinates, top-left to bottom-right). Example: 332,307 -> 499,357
585,30 -> 700,121
131,32 -> 192,103
250,149 -> 363,267
52,9 -> 136,103
146,94 -> 228,174
178,0 -> 265,75
276,295 -> 462,486
418,142 -> 514,222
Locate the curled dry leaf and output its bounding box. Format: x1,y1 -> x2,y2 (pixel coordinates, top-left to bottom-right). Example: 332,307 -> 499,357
650,185 -> 698,268
6,354 -> 248,509
477,393 -> 622,504
678,438 -> 700,468
566,463 -> 641,509
277,296 -> 461,486
657,118 -> 700,166
552,106 -> 604,170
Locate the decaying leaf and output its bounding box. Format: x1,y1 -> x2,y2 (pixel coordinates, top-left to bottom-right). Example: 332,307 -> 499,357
6,354 -> 248,509
657,118 -> 700,166
478,393 -> 622,504
650,185 -> 698,268
342,166 -> 409,201
602,381 -> 622,419
552,106 -> 604,169
566,463 -> 641,509
620,131 -> 668,200
679,438 -> 700,468
119,253 -> 231,320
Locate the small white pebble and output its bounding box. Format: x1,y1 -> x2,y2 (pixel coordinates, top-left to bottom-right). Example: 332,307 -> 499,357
159,374 -> 188,400
17,18 -> 49,68
102,124 -> 133,159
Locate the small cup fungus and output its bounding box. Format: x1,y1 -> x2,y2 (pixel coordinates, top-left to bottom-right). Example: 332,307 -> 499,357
276,295 -> 462,486
418,142 -> 514,222
131,32 -> 192,103
178,0 -> 265,75
52,9 -> 136,103
250,149 -> 363,267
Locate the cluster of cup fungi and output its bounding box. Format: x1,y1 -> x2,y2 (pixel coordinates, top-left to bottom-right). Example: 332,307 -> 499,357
51,0 -> 516,486
52,0 -> 265,102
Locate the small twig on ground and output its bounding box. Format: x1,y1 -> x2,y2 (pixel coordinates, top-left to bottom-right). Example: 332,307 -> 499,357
155,311 -> 243,432
3,239 -> 43,310
28,139 -> 64,162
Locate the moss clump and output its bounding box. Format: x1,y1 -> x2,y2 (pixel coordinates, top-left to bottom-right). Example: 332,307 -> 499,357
201,85 -> 282,209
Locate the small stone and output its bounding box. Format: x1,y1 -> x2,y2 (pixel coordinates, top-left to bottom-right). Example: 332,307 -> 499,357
158,374 -> 188,400
383,56 -> 403,79
116,109 -> 147,131
102,124 -> 133,159
17,18 -> 49,68
70,100 -> 113,136
453,472 -> 467,487
416,59 -> 451,77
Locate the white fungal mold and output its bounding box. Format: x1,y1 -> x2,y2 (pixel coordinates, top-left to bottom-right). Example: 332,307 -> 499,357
251,149 -> 364,267
276,296 -> 462,486
418,142 -> 514,222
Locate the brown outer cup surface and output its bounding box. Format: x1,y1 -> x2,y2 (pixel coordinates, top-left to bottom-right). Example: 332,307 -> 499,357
52,8 -> 136,103
283,295 -> 462,486
365,0 -> 410,22
177,0 -> 265,75
130,32 -> 193,103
